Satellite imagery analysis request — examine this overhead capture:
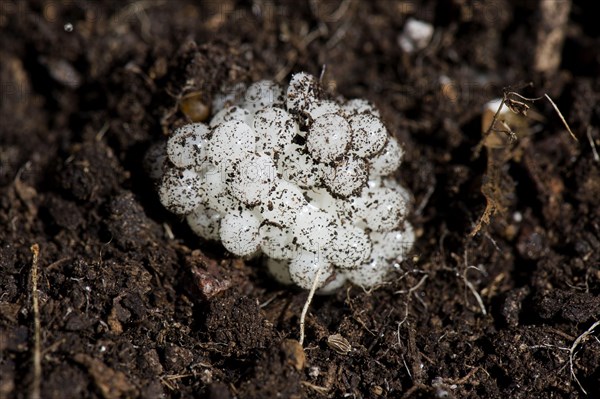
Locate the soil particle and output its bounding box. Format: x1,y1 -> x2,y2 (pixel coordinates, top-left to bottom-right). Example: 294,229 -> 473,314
205,292 -> 275,356
105,191 -> 162,250
535,289 -> 600,323
56,141 -> 124,203
74,353 -> 138,399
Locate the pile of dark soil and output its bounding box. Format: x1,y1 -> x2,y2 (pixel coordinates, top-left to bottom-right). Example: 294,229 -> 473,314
1,1 -> 599,398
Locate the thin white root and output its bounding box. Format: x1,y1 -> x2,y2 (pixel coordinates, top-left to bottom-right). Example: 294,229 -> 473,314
586,126 -> 599,162
30,244 -> 41,399
569,320 -> 600,395
463,250 -> 487,315
464,273 -> 487,316
299,263 -> 325,346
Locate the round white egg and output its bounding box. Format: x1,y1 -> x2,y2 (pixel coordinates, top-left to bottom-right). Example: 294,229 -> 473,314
167,123 -> 210,168
158,167 -> 204,215
288,250 -> 334,290
219,210 -> 261,257
306,113 -> 351,163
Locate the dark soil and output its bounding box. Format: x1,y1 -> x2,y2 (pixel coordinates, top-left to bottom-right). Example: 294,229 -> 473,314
1,1 -> 599,398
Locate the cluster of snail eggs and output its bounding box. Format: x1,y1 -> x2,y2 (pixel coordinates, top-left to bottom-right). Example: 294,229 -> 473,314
151,72 -> 415,292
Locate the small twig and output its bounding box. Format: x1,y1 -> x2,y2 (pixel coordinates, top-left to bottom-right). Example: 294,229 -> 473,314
586,127 -> 599,163
299,263 -> 325,346
569,320 -> 600,395
30,244 -> 41,399
544,93 -> 577,141
506,91 -> 542,105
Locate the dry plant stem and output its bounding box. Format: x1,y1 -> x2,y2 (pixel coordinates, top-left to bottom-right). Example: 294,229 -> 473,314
30,244 -> 41,399
471,88 -> 577,236
569,320 -> 600,395
299,262 -> 325,346
473,98 -> 506,158
544,94 -> 577,141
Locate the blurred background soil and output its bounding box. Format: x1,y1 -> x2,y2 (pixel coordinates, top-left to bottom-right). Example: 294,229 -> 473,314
1,1 -> 599,398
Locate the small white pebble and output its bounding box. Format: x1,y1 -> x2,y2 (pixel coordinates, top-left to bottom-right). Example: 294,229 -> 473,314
513,211 -> 523,223
484,98 -> 506,114
398,18 -> 434,53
